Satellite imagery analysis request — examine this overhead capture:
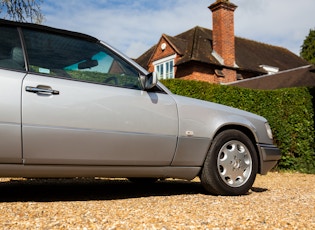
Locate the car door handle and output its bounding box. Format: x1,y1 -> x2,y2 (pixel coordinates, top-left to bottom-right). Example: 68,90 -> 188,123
25,86 -> 60,95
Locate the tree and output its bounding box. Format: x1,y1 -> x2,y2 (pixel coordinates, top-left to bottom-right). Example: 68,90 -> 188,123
0,0 -> 43,23
300,29 -> 315,64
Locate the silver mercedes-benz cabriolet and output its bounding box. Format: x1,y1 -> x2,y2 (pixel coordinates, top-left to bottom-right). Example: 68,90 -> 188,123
0,19 -> 280,195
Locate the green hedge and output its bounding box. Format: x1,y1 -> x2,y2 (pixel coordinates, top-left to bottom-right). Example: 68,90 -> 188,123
161,79 -> 315,173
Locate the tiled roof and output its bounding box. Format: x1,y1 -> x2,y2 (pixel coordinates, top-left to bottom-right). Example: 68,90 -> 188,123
134,45 -> 156,69
235,37 -> 308,73
227,65 -> 315,89
136,26 -> 308,74
162,34 -> 187,56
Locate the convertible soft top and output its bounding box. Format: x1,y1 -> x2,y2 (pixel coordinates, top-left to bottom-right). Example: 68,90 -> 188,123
0,19 -> 98,43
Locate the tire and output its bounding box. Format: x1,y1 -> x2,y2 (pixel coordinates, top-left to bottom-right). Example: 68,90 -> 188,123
200,129 -> 258,196
128,178 -> 158,184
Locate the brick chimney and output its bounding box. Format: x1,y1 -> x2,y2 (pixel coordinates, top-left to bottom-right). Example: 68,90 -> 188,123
209,0 -> 237,83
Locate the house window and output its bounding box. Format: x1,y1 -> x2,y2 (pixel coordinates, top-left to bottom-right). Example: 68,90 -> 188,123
153,54 -> 176,80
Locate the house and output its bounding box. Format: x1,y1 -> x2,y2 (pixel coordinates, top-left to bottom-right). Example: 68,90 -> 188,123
136,0 -> 309,86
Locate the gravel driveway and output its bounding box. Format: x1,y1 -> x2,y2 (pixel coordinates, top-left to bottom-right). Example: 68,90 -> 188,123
0,172 -> 314,229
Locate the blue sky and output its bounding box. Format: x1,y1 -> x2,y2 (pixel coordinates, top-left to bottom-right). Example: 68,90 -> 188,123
30,0 -> 315,58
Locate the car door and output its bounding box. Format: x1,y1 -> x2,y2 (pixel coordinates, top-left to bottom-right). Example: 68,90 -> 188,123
0,69 -> 25,164
21,28 -> 178,166
0,26 -> 26,164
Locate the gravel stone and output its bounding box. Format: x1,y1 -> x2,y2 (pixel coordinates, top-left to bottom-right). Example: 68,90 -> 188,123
0,172 -> 314,229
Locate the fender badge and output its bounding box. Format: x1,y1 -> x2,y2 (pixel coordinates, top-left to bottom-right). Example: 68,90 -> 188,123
186,131 -> 194,136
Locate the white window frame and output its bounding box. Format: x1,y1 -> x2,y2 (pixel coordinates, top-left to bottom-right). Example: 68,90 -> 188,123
153,54 -> 176,80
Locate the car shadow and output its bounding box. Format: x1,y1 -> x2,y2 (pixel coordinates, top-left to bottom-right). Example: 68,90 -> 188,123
251,187 -> 268,193
0,178 -> 269,202
0,178 -> 206,202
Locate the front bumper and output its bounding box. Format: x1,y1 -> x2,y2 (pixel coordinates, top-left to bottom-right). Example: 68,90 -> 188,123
257,144 -> 281,175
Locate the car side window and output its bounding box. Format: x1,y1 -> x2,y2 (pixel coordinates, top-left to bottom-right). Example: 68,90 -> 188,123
22,29 -> 141,90
0,26 -> 25,71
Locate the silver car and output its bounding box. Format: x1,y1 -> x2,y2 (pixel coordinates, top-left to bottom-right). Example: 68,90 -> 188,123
0,19 -> 280,196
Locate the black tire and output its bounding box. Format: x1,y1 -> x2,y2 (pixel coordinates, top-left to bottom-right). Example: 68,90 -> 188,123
200,129 -> 258,196
128,178 -> 158,184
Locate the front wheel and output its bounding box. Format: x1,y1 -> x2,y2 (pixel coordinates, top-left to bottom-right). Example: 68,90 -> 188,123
200,130 -> 258,196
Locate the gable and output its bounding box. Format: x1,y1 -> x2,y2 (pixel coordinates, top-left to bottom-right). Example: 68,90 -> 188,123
149,35 -> 178,64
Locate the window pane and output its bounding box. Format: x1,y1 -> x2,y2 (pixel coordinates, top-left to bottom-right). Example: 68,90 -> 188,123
170,60 -> 174,78
0,26 -> 25,71
160,64 -> 164,79
154,58 -> 174,80
23,29 -> 141,89
156,65 -> 160,78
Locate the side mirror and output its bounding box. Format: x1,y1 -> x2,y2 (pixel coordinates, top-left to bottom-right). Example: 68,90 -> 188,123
140,72 -> 158,90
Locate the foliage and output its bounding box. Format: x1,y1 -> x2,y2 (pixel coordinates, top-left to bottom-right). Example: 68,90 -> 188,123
161,79 -> 315,173
300,28 -> 315,64
67,70 -> 141,88
0,0 -> 43,23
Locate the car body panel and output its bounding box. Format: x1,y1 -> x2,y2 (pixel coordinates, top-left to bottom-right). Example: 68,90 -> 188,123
0,69 -> 25,163
171,94 -> 268,142
171,136 -> 211,166
22,74 -> 178,165
170,94 -> 275,167
0,164 -> 200,180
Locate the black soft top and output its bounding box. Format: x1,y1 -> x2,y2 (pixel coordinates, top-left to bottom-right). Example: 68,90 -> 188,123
0,19 -> 99,43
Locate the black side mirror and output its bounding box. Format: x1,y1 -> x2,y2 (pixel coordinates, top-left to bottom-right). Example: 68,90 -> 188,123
139,72 -> 158,90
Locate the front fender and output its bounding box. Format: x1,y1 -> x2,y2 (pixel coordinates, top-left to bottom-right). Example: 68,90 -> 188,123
170,95 -> 270,167
171,114 -> 258,167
